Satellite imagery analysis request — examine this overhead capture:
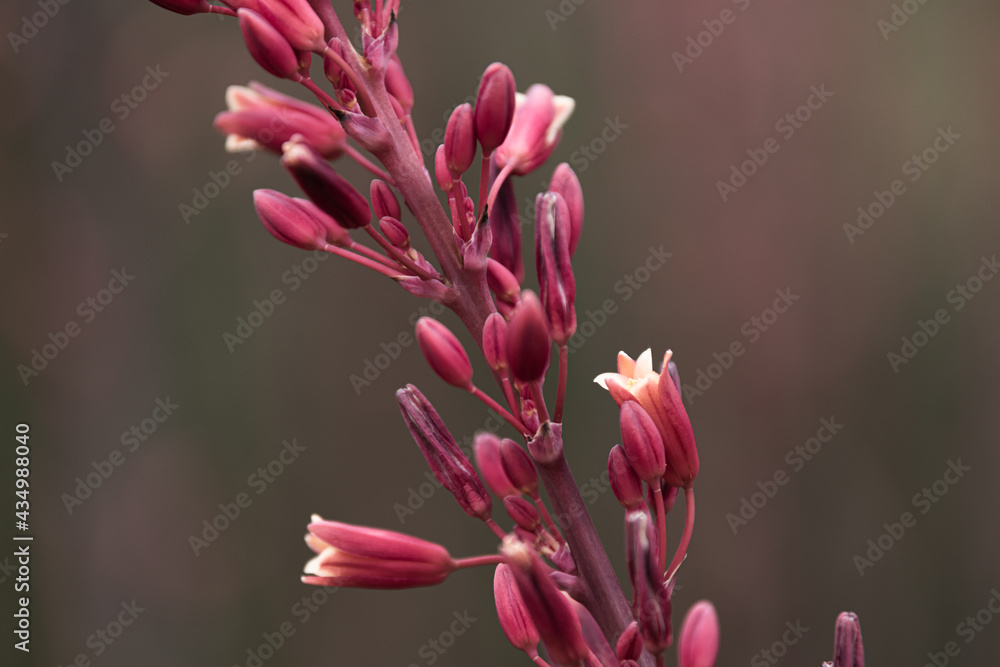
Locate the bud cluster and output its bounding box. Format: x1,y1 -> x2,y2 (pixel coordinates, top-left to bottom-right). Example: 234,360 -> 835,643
146,1 -> 869,665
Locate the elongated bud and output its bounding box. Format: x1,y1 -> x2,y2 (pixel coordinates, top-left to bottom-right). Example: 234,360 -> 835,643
679,601 -> 720,667
487,157 -> 523,281
281,137 -> 372,228
396,385 -> 491,520
499,439 -> 538,495
487,259 -> 521,307
535,192 -> 576,345
474,432 -> 519,499
627,509 -> 673,653
385,56 -> 414,113
247,0 -> 325,51
832,612 -> 864,667
415,318 -> 473,390
238,9 -> 301,80
495,84 -> 575,175
494,564 -> 540,655
482,313 -> 508,373
506,291 -> 550,383
609,445 -> 644,509
444,103 -> 477,177
379,216 -> 409,249
620,401 -> 667,484
548,163 -> 584,255
617,621 -> 643,661
501,537 -> 589,665
148,0 -> 211,16
253,189 -> 325,250
371,179 -> 401,221
303,517 -> 457,589
434,144 -> 453,192
657,350 -> 699,487
572,599 -> 619,667
475,63 -> 517,154
215,84 -> 346,159
504,496 -> 540,531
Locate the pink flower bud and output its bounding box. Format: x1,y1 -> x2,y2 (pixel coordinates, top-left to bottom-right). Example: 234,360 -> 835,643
475,63 -> 516,154
379,216 -> 409,249
434,144 -> 453,193
481,313 -> 509,373
833,612 -> 864,667
148,0 -> 211,15
238,9 -> 302,80
386,55 -> 414,114
499,439 -> 538,495
486,156 -> 524,281
444,103 -> 477,177
609,445 -> 644,510
215,83 -> 346,159
474,432 -> 519,499
486,259 -> 521,306
617,621 -> 643,661
241,0 -> 325,51
620,401 -> 667,484
503,496 -> 540,532
679,601 -> 720,667
656,352 -> 699,487
493,564 -> 540,655
396,385 -> 492,521
495,84 -> 575,176
253,189 -> 325,250
370,179 -> 401,221
303,517 -> 457,589
548,163 -> 584,255
501,537 -> 590,666
667,359 -> 682,395
534,192 -> 576,345
281,137 -> 372,228
506,291 -> 550,383
415,317 -> 473,390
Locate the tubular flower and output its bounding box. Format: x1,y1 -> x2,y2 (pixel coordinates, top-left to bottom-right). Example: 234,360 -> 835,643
595,349 -> 699,488
302,516 -> 458,589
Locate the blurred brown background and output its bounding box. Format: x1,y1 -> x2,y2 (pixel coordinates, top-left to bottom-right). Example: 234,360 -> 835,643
2,0 -> 999,665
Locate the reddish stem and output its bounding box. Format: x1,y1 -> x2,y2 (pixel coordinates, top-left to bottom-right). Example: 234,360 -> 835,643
362,225 -> 436,280
486,161 -> 515,212
471,386 -> 529,435
344,145 -> 395,184
554,344 -> 568,423
477,152 -> 491,219
455,554 -> 504,569
664,486 -> 695,583
653,483 -> 667,575
324,244 -> 402,277
484,518 -> 508,541
531,492 -> 564,545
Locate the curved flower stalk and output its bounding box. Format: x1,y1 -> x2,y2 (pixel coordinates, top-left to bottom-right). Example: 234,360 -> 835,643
147,2 -> 870,665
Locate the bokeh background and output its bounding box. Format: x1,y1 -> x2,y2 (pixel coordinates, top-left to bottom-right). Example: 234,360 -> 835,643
2,0 -> 999,665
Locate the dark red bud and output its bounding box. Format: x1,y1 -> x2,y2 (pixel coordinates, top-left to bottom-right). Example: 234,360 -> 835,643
499,438 -> 538,495
482,313 -> 508,373
475,63 -> 516,154
444,103 -> 477,177
415,318 -> 473,390
548,163 -> 584,255
238,9 -> 301,81
506,291 -> 550,383
371,179 -> 402,221
609,445 -> 644,510
503,496 -> 540,532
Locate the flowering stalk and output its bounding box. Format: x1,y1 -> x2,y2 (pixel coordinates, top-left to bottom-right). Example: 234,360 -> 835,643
146,2 -> 870,665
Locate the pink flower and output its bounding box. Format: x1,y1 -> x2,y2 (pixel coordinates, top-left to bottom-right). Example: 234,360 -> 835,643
302,516 -> 458,589
595,349 -> 699,488
679,601 -> 720,667
494,84 -> 575,176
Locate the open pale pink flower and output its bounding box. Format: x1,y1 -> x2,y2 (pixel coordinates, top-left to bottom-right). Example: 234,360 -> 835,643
302,515 -> 458,589
494,84 -> 575,176
595,349 -> 699,488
